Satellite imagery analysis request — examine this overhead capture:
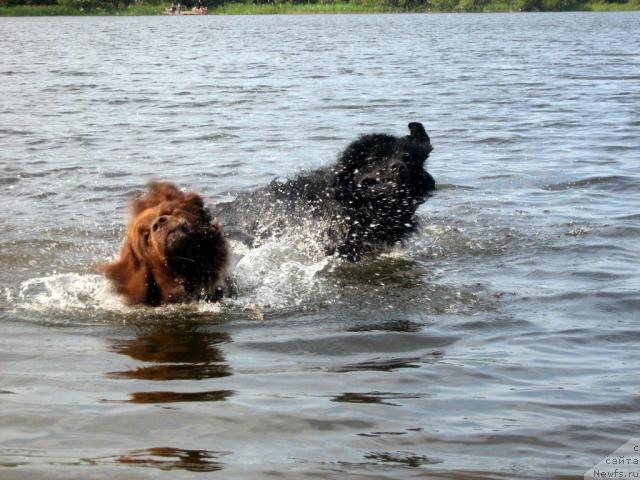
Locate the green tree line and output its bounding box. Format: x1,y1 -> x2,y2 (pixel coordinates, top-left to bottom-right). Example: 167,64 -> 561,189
1,0 -> 637,14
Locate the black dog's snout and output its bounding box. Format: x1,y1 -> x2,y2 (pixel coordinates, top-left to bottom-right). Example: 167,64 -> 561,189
389,160 -> 407,173
152,215 -> 168,232
360,177 -> 378,188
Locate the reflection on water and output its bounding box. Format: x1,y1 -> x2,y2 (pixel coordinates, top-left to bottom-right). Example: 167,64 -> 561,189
115,447 -> 227,472
332,392 -> 423,406
108,322 -> 231,381
363,451 -> 441,467
109,363 -> 230,381
106,321 -> 234,403
0,446 -> 229,472
328,256 -> 425,289
346,319 -> 424,333
109,322 -> 230,363
328,344 -> 446,373
330,356 -> 423,373
106,389 -> 234,404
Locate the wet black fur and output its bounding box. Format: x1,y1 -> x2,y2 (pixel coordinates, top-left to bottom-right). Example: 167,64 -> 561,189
215,122 -> 435,261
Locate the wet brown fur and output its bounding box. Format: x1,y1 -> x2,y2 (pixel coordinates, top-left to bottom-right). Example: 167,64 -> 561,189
99,182 -> 230,306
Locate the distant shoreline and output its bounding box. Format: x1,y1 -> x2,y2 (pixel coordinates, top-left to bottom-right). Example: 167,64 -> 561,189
0,1 -> 638,16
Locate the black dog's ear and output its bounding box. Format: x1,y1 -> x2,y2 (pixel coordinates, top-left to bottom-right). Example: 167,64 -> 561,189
408,122 -> 429,144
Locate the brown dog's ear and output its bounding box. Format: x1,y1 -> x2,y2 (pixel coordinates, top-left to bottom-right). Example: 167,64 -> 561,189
131,182 -> 184,216
97,241 -> 152,305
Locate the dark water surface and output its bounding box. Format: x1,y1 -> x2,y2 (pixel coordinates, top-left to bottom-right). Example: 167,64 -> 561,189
1,12 -> 639,479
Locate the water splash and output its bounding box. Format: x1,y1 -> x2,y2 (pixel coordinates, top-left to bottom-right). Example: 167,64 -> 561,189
6,214 -> 519,318
9,237 -> 333,317
231,239 -> 331,310
15,273 -> 128,314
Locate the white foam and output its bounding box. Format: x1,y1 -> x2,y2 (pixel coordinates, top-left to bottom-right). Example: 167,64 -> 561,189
11,220 -> 436,316
15,272 -> 129,314
10,235 -> 333,316
232,238 -> 331,309
11,272 -> 228,318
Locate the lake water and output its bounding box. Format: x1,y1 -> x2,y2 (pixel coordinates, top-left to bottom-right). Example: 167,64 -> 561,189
1,11 -> 639,479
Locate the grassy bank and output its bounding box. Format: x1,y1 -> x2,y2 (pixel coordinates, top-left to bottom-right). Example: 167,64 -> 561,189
586,0 -> 640,9
209,2 -> 410,13
210,1 -> 639,12
0,0 -> 638,15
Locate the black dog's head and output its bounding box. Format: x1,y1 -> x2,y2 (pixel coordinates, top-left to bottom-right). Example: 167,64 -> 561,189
335,122 -> 434,214
329,122 -> 435,261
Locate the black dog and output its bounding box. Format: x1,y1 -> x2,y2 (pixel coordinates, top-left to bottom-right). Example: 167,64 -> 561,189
216,122 -> 435,261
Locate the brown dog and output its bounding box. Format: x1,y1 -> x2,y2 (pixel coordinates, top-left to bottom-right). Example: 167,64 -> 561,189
99,182 -> 230,306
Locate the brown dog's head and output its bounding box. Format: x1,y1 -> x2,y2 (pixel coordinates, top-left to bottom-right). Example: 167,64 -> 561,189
99,182 -> 229,306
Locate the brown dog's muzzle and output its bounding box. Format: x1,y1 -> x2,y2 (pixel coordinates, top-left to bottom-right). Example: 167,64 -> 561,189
151,215 -> 191,250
